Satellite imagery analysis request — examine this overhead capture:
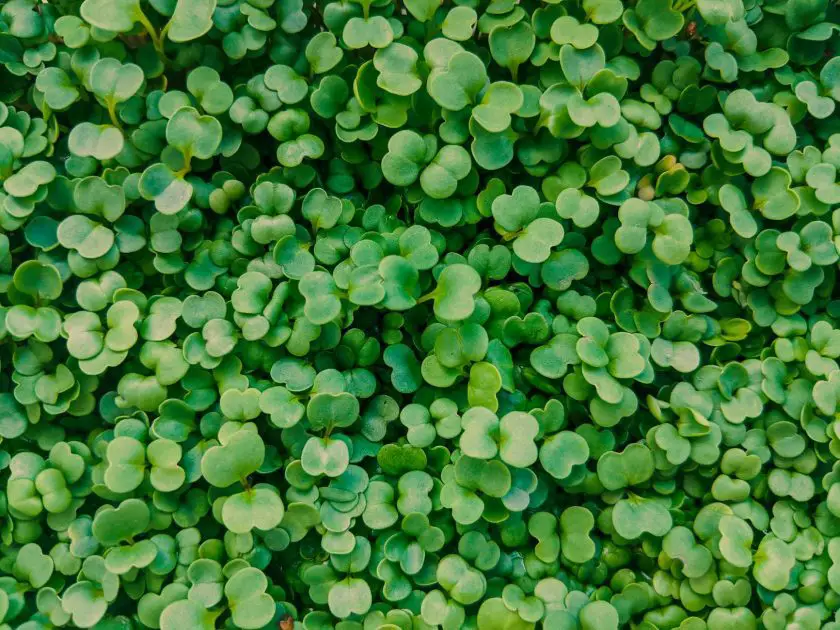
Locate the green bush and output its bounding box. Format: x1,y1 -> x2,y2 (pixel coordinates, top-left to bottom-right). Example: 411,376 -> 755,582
1,0 -> 840,627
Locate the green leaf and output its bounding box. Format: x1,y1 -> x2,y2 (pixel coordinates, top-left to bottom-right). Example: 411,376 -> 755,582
166,0 -> 217,42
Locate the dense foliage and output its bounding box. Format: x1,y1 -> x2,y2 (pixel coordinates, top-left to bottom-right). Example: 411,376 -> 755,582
0,0 -> 840,627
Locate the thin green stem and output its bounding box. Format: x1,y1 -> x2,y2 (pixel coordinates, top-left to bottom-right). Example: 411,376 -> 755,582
174,164 -> 191,178
106,99 -> 122,130
135,10 -> 162,51
174,151 -> 192,178
159,21 -> 172,44
136,9 -> 171,63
